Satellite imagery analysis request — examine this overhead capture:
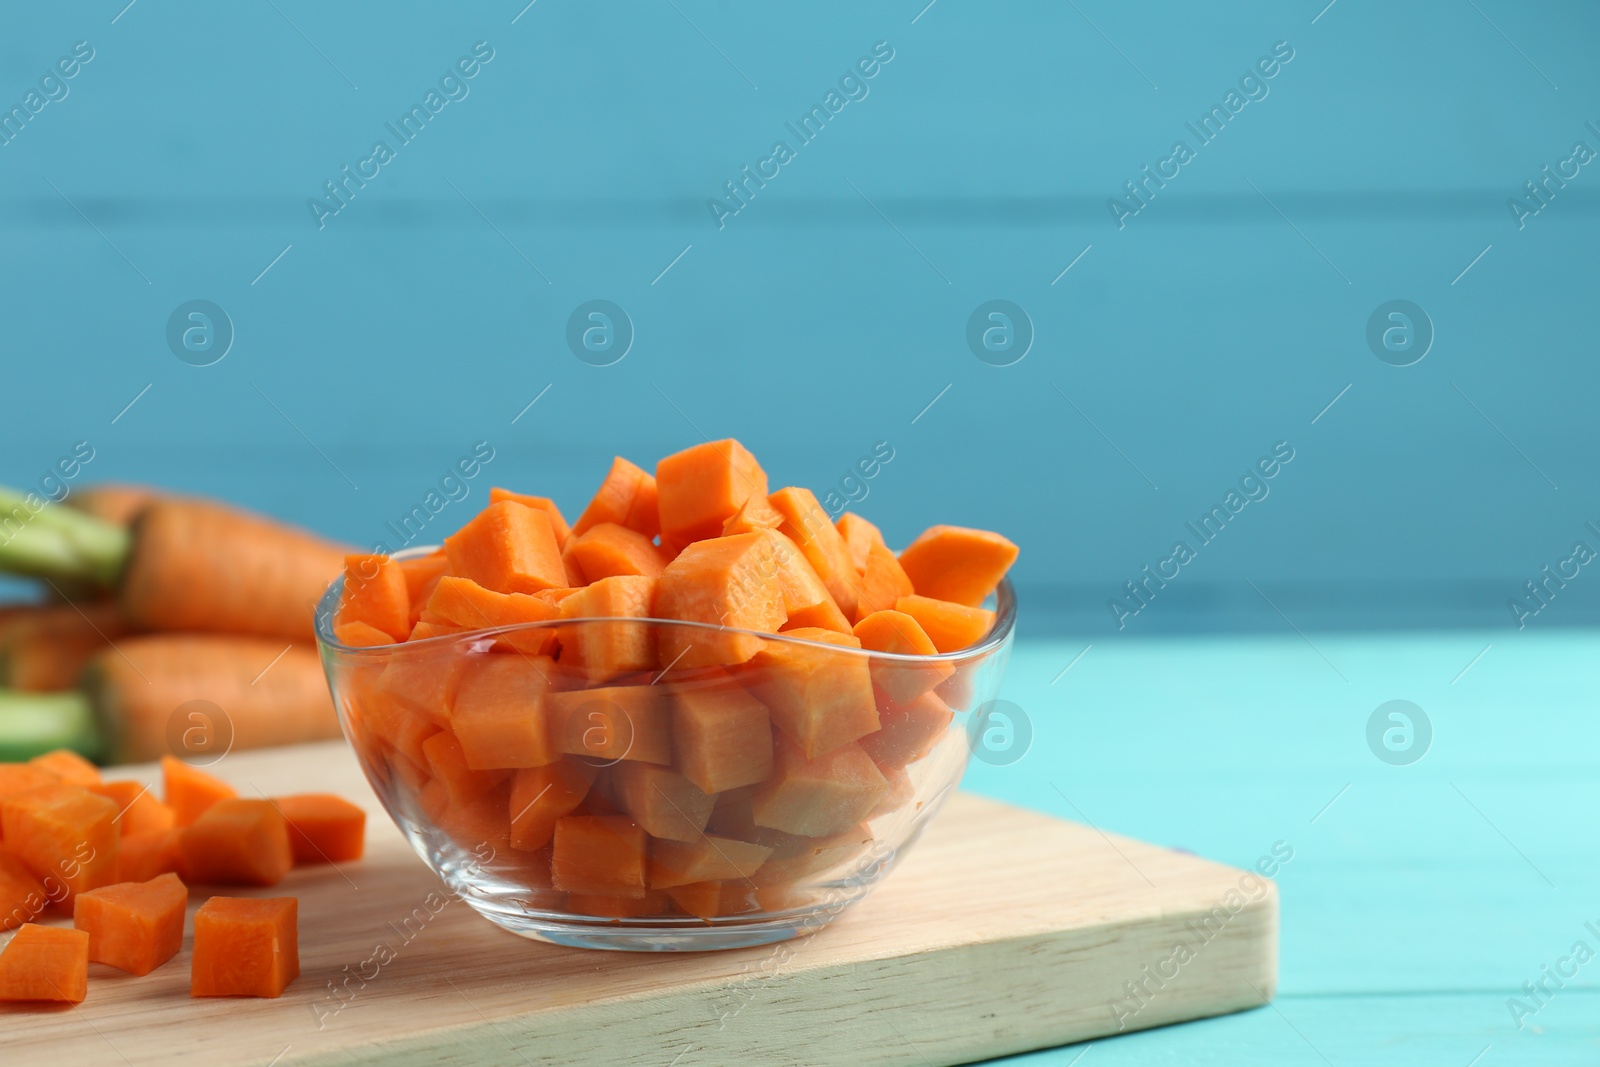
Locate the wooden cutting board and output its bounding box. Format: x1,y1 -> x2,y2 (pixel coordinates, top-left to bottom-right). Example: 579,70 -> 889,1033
2,742 -> 1277,1066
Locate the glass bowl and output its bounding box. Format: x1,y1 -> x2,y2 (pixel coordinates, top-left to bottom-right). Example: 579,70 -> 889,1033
314,546 -> 1015,952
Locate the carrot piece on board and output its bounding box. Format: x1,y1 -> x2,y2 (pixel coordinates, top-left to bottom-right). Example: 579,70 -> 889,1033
509,759 -> 597,851
557,575 -> 658,679
0,785 -> 119,903
0,847 -> 47,931
897,525 -> 1019,607
751,738 -> 888,838
654,533 -> 786,668
397,550 -> 451,625
489,488 -> 572,546
567,523 -> 667,583
571,457 -> 660,540
117,828 -> 182,884
894,595 -> 995,653
655,439 -> 769,545
768,487 -> 860,619
852,609 -> 953,705
835,512 -> 887,574
649,836 -> 772,890
749,628 -> 878,759
337,554 -> 411,642
425,575 -> 560,655
551,815 -> 647,897
191,896 -> 298,998
721,493 -> 786,537
759,529 -> 850,635
450,654 -> 558,770
73,872 -> 187,976
854,541 -> 915,622
860,692 -> 954,770
162,757 -> 237,828
444,500 -> 566,595
670,679 -> 773,794
609,763 -> 714,842
0,764 -> 62,808
0,923 -> 88,1002
545,686 -> 671,765
273,795 -> 366,865
421,731 -> 508,808
87,780 -> 176,838
29,749 -> 100,787
334,619 -> 396,648
179,799 -> 293,887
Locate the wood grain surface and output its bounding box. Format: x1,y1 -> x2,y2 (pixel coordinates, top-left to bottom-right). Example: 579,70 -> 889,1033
1,741 -> 1277,1066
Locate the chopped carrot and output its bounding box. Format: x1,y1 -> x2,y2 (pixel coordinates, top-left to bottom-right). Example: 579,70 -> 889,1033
760,529 -> 850,634
0,764 -> 61,812
273,795 -> 366,865
0,784 -> 119,903
424,575 -> 560,655
190,896 -> 298,998
854,541 -> 915,622
557,575 -> 658,679
0,923 -> 88,1002
337,554 -> 411,642
179,799 -> 293,886
450,654 -> 559,770
421,731 -> 508,808
749,628 -> 878,759
835,512 -> 887,574
571,457 -> 659,540
654,533 -> 786,668
334,619 -> 396,648
656,439 -> 769,544
751,737 -> 888,838
508,759 -> 597,851
649,836 -> 771,890
897,525 -> 1019,607
489,488 -> 572,546
870,763 -> 916,819
545,685 -> 671,765
566,523 -> 666,583
162,757 -> 237,827
0,846 -> 47,931
73,872 -> 187,976
851,609 -> 953,704
425,780 -> 512,856
374,641 -> 469,725
860,692 -> 954,769
397,550 -> 451,625
444,500 -> 566,595
29,749 -> 100,787
551,815 -> 647,897
407,618 -> 464,642
670,679 -> 773,794
666,880 -> 764,919
87,780 -> 176,838
609,763 -> 714,842
721,493 -> 786,536
894,595 -> 995,653
566,890 -> 670,919
768,487 -> 860,619
117,828 -> 182,884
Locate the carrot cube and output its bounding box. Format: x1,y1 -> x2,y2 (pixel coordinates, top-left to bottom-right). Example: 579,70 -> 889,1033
834,512 -> 887,573
450,654 -> 559,770
752,739 -> 888,838
425,781 -> 512,856
557,575 -> 659,678
0,784 -> 119,903
567,523 -> 667,583
655,533 -> 786,668
509,759 -> 597,851
424,576 -> 560,655
87,780 -> 176,838
397,550 -> 451,624
852,609 -> 954,705
854,541 -> 915,622
610,763 -> 714,842
422,731 -> 509,808
655,439 -> 769,544
179,799 -> 293,887
551,815 -> 647,897
566,890 -> 671,919
334,619 -> 397,647
118,828 -> 183,884
670,681 -> 772,794
768,487 -> 860,619
273,795 -> 366,865
191,896 -> 298,998
546,685 -> 671,765
665,880 -> 763,920
894,595 -> 995,653
897,525 -> 1018,607
489,488 -> 572,546
572,457 -> 659,540
0,846 -> 47,931
445,500 -> 567,595
859,692 -> 955,769
337,554 -> 412,641
28,749 -> 101,787
0,763 -> 63,805
761,529 -> 851,635
749,629 -> 878,759
720,493 -> 785,536
649,836 -> 772,889
0,923 -> 88,1002
73,872 -> 187,976
161,756 -> 237,827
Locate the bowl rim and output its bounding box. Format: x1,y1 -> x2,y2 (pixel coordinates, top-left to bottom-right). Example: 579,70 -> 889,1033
314,543 -> 1017,664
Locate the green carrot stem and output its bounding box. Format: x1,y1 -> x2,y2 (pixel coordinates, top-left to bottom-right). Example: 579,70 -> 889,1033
0,690 -> 101,762
0,487 -> 129,588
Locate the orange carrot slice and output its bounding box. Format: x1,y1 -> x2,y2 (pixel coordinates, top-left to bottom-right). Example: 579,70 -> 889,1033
28,749 -> 100,787
768,487 -> 860,619
895,595 -> 995,653
0,784 -> 119,903
425,575 -> 560,655
179,799 -> 293,886
572,457 -> 659,540
117,828 -> 182,884
551,815 -> 647,897
649,836 -> 772,889
860,691 -> 954,769
273,795 -> 366,865
656,439 -> 769,544
87,780 -> 176,839
749,628 -> 878,759
835,512 -> 887,574
508,759 -> 597,851
190,896 -> 298,998
444,500 -> 566,595
852,609 -> 952,704
670,679 -> 773,794
897,525 -> 1019,607
566,523 -> 667,583
557,575 -> 658,678
162,757 -> 237,827
334,619 -> 396,648
0,923 -> 88,1002
73,871 -> 187,976
337,554 -> 411,641
854,541 -> 914,622
489,488 -> 573,546
654,533 -> 785,668
545,686 -> 671,765
609,763 -> 714,842
450,653 -> 558,770
397,550 -> 451,625
751,737 -> 888,838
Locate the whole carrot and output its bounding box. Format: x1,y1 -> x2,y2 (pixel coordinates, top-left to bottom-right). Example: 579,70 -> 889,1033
0,602 -> 125,691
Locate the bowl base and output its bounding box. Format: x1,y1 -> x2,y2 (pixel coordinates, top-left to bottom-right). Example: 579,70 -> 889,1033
461,897 -> 831,952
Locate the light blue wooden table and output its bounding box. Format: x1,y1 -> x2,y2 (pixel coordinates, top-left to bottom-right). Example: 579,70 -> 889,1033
964,631 -> 1597,1065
